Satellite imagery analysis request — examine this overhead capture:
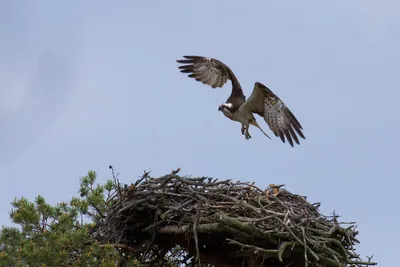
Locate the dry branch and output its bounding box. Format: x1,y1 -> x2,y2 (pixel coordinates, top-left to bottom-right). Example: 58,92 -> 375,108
96,170 -> 376,267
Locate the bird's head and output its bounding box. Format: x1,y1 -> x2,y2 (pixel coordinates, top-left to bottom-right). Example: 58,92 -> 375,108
218,103 -> 234,118
218,102 -> 232,111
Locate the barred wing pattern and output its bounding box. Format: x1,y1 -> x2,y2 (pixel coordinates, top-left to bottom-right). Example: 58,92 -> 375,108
242,82 -> 305,147
176,56 -> 230,88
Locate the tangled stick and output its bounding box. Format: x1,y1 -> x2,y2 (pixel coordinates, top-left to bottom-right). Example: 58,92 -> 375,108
97,169 -> 376,267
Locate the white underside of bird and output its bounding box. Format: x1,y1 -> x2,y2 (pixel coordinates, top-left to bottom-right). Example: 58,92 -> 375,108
220,103 -> 271,140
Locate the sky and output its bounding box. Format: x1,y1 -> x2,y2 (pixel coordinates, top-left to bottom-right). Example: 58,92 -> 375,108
1,0 -> 398,265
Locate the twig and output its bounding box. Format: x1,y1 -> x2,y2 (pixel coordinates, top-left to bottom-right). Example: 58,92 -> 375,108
193,207 -> 201,266
135,170 -> 151,187
227,239 -> 294,262
302,228 -> 308,267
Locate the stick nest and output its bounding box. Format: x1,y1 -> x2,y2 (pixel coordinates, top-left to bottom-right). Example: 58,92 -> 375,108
98,169 -> 376,267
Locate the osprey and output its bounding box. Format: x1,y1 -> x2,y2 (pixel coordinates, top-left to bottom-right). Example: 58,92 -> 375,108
176,55 -> 306,147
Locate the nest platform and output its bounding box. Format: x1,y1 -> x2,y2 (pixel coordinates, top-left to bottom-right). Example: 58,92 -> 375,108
97,169 -> 376,267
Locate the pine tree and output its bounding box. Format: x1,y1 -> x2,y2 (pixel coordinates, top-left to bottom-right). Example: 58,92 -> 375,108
0,170 -> 139,267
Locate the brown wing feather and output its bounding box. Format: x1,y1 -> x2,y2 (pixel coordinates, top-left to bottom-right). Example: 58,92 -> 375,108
176,56 -> 246,108
177,56 -> 229,88
242,82 -> 305,147
261,83 -> 305,146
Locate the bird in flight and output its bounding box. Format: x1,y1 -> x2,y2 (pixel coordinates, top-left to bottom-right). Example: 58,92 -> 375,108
176,55 -> 305,147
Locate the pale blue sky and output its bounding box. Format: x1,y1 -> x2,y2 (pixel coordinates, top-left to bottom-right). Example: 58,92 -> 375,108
1,1 -> 398,265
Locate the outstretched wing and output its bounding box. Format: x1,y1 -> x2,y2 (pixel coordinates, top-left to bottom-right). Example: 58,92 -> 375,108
241,82 -> 305,147
176,56 -> 245,102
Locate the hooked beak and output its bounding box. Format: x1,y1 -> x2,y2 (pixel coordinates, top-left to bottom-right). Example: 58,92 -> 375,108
218,105 -> 222,111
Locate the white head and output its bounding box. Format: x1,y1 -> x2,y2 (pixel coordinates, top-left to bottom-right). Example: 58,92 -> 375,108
218,102 -> 234,119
